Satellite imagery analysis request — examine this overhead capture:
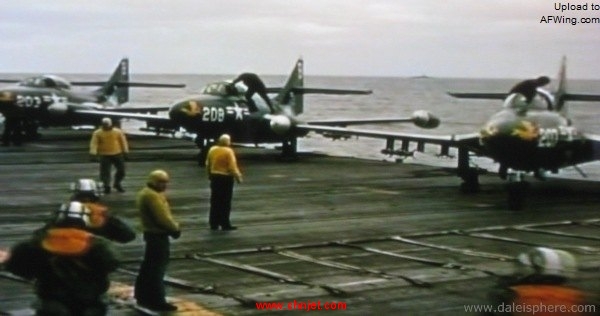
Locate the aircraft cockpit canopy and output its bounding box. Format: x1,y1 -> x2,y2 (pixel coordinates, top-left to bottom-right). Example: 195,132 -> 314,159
201,81 -> 241,97
503,88 -> 555,112
19,75 -> 71,90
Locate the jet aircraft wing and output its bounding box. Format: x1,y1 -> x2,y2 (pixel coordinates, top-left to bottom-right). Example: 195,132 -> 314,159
74,109 -> 170,122
101,106 -> 171,113
72,109 -> 178,130
297,123 -> 481,154
70,81 -> 185,88
305,118 -> 415,126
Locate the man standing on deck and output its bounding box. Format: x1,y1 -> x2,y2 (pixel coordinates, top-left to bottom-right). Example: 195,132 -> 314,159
205,134 -> 243,231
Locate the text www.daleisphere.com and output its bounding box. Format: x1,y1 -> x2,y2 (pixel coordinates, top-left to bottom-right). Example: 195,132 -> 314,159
540,2 -> 600,25
255,300 -> 347,311
464,302 -> 597,314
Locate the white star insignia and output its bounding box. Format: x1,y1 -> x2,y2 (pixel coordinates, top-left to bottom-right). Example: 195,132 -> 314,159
232,102 -> 244,120
50,93 -> 68,106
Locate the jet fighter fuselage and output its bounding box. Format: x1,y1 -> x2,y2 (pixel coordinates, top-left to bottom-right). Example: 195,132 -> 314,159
0,58 -> 185,138
0,77 -> 106,127
166,82 -> 308,144
479,91 -> 591,173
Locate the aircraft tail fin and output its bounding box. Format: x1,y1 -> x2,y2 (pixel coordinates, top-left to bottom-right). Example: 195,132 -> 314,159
89,58 -> 129,105
274,58 -> 305,115
554,56 -> 567,111
554,56 -> 600,106
270,58 -> 372,115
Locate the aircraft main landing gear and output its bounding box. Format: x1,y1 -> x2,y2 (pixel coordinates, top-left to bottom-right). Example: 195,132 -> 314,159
457,147 -> 480,193
459,168 -> 480,193
280,137 -> 298,161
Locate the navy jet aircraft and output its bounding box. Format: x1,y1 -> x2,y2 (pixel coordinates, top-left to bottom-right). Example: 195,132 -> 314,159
90,58 -> 440,161
0,58 -> 184,140
305,57 -> 600,210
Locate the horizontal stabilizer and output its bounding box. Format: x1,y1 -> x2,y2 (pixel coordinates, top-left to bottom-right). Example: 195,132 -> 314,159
71,81 -> 185,88
563,93 -> 600,102
447,92 -> 507,100
0,79 -> 19,84
267,87 -> 372,95
293,87 -> 372,95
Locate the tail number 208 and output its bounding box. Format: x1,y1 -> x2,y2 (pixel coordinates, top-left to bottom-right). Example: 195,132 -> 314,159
202,107 -> 225,122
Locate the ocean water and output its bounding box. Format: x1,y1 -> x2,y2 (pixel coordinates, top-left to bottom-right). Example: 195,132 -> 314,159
4,72 -> 600,179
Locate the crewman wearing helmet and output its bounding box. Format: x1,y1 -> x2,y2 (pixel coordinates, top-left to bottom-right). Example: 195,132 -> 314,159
485,247 -> 597,315
4,201 -> 119,315
68,178 -> 135,243
134,169 -> 181,312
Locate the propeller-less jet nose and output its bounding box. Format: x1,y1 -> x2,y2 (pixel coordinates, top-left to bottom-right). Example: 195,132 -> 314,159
481,120 -> 539,142
0,91 -> 15,103
480,117 -> 541,168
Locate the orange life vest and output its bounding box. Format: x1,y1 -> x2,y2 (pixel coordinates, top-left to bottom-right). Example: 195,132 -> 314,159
510,284 -> 588,316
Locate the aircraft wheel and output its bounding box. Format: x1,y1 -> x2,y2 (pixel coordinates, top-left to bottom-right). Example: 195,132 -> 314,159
280,138 -> 298,160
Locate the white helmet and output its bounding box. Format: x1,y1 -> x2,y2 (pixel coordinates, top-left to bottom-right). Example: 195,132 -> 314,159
516,247 -> 577,278
55,201 -> 91,228
70,179 -> 101,201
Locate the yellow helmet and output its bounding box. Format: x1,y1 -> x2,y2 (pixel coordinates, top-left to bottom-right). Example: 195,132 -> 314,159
148,169 -> 170,185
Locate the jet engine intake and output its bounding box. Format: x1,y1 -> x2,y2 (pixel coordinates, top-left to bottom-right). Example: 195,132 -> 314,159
412,110 -> 440,129
269,115 -> 292,135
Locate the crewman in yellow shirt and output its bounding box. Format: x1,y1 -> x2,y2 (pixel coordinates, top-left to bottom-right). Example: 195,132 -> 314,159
89,117 -> 129,194
205,134 -> 243,231
134,169 -> 181,311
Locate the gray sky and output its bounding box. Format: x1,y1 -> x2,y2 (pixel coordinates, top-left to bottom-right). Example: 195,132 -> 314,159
1,0 -> 598,78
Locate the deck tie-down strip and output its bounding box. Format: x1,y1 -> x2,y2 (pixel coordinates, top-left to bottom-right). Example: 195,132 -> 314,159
332,241 -> 500,276
272,248 -> 431,288
190,254 -> 347,296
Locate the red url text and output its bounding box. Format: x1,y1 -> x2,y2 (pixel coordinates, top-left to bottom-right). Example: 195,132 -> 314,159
256,300 -> 347,311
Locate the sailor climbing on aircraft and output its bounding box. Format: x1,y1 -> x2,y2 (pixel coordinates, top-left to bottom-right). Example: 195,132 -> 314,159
509,76 -> 551,104
230,72 -> 275,113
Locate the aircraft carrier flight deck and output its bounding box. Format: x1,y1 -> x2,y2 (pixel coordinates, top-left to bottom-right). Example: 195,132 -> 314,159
0,129 -> 599,315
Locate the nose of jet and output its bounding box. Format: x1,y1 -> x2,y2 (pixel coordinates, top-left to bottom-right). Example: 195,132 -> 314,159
168,100 -> 201,121
0,91 -> 15,103
480,118 -> 539,143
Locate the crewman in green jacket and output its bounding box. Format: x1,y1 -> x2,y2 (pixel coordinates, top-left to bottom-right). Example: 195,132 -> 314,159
134,169 -> 181,312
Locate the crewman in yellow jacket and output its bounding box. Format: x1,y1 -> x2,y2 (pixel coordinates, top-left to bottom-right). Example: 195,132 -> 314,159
134,169 -> 181,312
205,134 -> 243,231
89,117 -> 129,194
